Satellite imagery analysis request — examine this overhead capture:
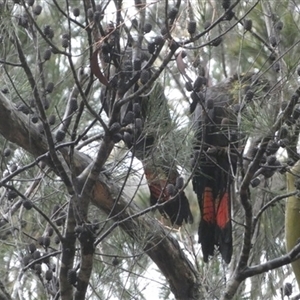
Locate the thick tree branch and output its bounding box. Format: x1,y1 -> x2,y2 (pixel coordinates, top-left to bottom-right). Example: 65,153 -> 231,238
0,88 -> 200,299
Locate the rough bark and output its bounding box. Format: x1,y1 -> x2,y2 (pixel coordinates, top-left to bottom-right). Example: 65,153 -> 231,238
0,91 -> 200,298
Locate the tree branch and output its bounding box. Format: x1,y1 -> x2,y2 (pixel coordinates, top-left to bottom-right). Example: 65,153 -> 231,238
0,83 -> 201,299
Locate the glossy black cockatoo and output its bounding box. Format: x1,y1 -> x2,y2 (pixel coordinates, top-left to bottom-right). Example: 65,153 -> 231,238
191,80 -> 239,263
122,83 -> 193,226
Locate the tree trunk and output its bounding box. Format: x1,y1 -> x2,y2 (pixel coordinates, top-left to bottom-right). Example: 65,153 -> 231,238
286,160 -> 300,289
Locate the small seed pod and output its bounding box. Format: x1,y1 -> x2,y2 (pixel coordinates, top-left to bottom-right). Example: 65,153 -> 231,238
222,0 -> 231,10
46,82 -> 54,93
206,98 -> 214,109
31,114 -> 39,124
39,159 -> 47,170
52,205 -> 60,217
188,20 -> 197,35
268,52 -> 276,62
148,42 -> 156,54
123,111 -> 135,125
33,250 -> 41,260
43,98 -> 50,110
1,88 -> 8,94
261,167 -> 276,179
56,212 -> 66,226
144,23 -> 152,33
224,10 -> 234,21
28,243 -> 36,253
22,255 -> 32,266
269,36 -> 277,47
133,59 -> 141,71
62,33 -> 70,40
266,141 -> 280,156
27,0 -> 35,6
175,177 -> 184,190
47,227 -> 54,237
131,18 -> 138,29
34,263 -> 42,274
48,115 -> 56,125
154,35 -> 164,46
273,62 -> 280,72
42,253 -> 51,264
275,21 -> 283,31
93,11 -> 101,22
7,190 -> 18,200
245,89 -> 254,102
61,38 -> 69,48
87,8 -> 93,18
112,256 -> 120,266
47,28 -> 54,39
55,130 -> 66,143
210,36 -> 222,47
43,25 -> 51,36
43,49 -> 51,61
10,164 -> 18,172
168,7 -> 178,20
43,236 -> 51,248
193,76 -> 204,92
17,103 -> 31,114
95,4 -> 102,12
33,4 -> 42,15
123,132 -> 132,145
244,19 -> 252,31
73,7 -> 80,17
23,199 -> 33,210
112,133 -> 122,143
293,107 -> 300,120
267,155 -> 277,166
45,270 -> 53,281
166,183 -> 176,196
3,148 -> 11,157
135,118 -> 143,131
140,70 -> 150,84
18,15 -> 29,28
190,98 -> 197,114
75,225 -> 84,235
37,236 -> 44,245
109,122 -> 121,134
54,235 -> 60,244
250,177 -> 261,188
133,103 -> 141,117
284,282 -> 293,297
297,67 -> 300,76
70,98 -> 78,112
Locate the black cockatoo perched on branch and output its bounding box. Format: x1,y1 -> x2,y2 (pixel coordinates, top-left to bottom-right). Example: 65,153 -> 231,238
191,76 -> 242,263
122,83 -> 193,226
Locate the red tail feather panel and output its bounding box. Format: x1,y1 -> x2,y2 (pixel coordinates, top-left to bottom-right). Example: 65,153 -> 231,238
203,187 -> 215,224
215,192 -> 230,230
